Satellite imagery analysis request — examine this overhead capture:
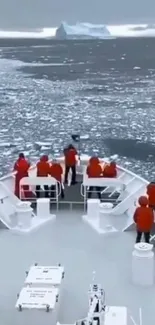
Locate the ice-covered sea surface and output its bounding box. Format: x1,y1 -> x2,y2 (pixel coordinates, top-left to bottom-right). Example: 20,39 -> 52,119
0,37 -> 155,180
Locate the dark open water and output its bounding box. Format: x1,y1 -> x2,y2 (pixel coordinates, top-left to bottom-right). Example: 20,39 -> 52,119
0,37 -> 155,180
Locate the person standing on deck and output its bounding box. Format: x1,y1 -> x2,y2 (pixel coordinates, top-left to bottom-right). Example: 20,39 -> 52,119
133,196 -> 154,243
36,155 -> 50,198
14,153 -> 30,198
64,144 -> 77,185
50,160 -> 64,199
86,156 -> 103,200
147,182 -> 155,210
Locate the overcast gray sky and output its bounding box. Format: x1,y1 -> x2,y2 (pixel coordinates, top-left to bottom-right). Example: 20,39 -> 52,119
0,0 -> 155,29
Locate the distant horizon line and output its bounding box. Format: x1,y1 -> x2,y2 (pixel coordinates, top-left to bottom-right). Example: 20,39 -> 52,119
0,21 -> 155,31
0,23 -> 155,38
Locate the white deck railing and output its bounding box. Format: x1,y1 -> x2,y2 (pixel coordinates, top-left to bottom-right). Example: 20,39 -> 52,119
0,155 -> 149,214
82,176 -> 125,188
19,177 -> 61,208
20,176 -> 58,186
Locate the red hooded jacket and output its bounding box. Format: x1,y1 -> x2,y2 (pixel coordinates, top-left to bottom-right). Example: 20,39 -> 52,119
103,162 -> 117,178
133,196 -> 154,232
64,148 -> 77,166
88,157 -> 100,165
147,183 -> 155,206
14,158 -> 30,178
87,158 -> 102,178
14,157 -> 30,198
50,163 -> 63,182
37,155 -> 50,177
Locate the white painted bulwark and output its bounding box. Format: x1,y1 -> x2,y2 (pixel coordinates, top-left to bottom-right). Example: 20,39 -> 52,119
132,243 -> 154,286
105,306 -> 127,325
37,198 -> 50,218
25,265 -> 64,288
16,201 -> 33,228
87,199 -> 100,220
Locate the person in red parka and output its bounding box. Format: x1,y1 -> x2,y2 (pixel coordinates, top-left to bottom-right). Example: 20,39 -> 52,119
133,196 -> 154,243
147,182 -> 155,209
14,153 -> 30,198
103,161 -> 117,178
50,161 -> 64,199
86,156 -> 103,200
36,155 -> 50,198
88,156 -> 100,165
64,144 -> 77,185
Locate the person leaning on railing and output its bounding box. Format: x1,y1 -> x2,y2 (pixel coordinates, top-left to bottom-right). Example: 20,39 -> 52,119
86,156 -> 102,200
50,160 -> 64,199
14,152 -> 30,198
36,155 -> 50,198
102,161 -> 117,178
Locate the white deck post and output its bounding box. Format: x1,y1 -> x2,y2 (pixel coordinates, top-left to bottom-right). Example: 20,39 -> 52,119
132,243 -> 154,286
87,199 -> 100,221
37,198 -> 50,218
99,203 -> 113,229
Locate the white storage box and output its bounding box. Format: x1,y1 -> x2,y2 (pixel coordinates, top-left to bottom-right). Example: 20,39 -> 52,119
105,306 -> 127,325
15,287 -> 60,325
25,265 -> 65,288
37,198 -> 50,218
87,199 -> 100,220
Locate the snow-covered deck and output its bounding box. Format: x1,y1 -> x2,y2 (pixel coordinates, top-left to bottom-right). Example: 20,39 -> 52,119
0,209 -> 154,325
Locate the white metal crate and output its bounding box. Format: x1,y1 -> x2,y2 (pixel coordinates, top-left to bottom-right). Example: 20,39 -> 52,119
25,265 -> 65,288
15,287 -> 60,325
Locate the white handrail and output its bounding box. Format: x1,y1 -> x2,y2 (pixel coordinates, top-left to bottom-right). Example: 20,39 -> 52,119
81,179 -> 125,197
82,176 -> 125,188
20,176 -> 57,186
19,177 -> 61,201
101,172 -> 126,194
109,176 -> 135,198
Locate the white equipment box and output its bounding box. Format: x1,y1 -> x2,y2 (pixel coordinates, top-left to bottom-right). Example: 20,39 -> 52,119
15,286 -> 59,310
25,265 -> 65,288
105,306 -> 127,325
15,287 -> 60,325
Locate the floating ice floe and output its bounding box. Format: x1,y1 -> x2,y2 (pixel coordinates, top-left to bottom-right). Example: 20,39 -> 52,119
2,150 -> 13,156
110,154 -> 118,160
124,161 -> 132,166
41,146 -> 52,151
133,67 -> 141,70
0,142 -> 17,148
80,135 -> 90,140
34,142 -> 52,151
40,117 -> 52,121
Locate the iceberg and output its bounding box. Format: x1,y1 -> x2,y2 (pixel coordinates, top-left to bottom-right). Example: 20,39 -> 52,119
55,22 -> 112,40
